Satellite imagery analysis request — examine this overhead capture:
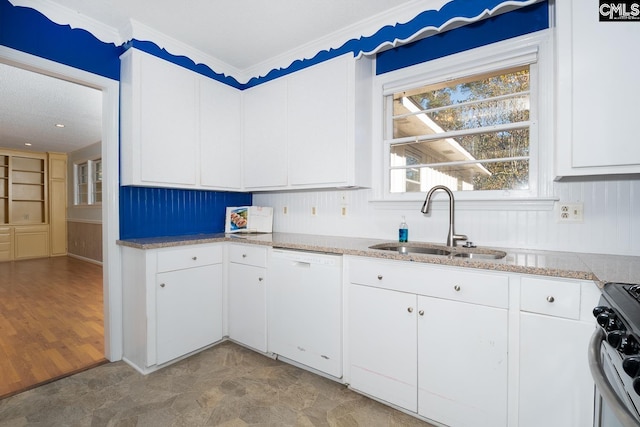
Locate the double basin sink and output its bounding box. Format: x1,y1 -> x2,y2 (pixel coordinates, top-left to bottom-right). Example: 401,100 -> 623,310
369,242 -> 507,260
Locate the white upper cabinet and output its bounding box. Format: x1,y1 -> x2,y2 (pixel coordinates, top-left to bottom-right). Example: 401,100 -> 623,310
120,48 -> 242,190
200,77 -> 242,190
555,0 -> 640,178
242,78 -> 288,189
243,54 -> 373,191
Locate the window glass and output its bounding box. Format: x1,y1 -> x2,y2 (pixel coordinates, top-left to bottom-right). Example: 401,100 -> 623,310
76,162 -> 88,204
387,66 -> 531,193
93,159 -> 102,204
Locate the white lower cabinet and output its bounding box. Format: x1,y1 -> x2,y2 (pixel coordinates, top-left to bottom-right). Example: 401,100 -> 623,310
121,244 -> 224,374
227,244 -> 268,352
518,276 -> 600,427
347,256 -> 509,426
418,296 -> 508,426
348,284 -> 418,411
156,264 -> 222,365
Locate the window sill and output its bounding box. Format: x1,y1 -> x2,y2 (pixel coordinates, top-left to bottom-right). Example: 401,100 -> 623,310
369,197 -> 558,211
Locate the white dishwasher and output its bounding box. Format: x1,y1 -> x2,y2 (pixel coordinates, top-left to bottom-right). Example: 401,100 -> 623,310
268,249 -> 343,378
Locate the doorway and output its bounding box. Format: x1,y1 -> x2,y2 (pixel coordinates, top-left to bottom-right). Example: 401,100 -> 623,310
0,46 -> 122,367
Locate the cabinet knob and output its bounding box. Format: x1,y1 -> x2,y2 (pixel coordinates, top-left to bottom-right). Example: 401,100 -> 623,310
258,277 -> 264,282
160,283 -> 165,288
407,307 -> 414,313
454,285 -> 461,292
377,274 -> 383,280
419,310 -> 424,316
546,295 -> 555,303
192,256 -> 197,261
242,254 -> 247,258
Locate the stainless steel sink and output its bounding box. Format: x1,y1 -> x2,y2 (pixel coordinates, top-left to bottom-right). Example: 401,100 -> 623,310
368,242 -> 507,260
453,251 -> 507,260
368,242 -> 451,256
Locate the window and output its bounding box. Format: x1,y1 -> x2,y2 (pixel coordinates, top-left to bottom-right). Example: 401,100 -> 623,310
76,162 -> 88,204
378,33 -> 551,201
75,158 -> 101,205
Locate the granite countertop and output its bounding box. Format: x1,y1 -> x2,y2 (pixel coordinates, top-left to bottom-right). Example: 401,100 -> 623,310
117,232 -> 640,286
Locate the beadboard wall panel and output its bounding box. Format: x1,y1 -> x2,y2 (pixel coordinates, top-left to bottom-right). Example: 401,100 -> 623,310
119,187 -> 251,239
67,220 -> 102,263
254,179 -> 640,256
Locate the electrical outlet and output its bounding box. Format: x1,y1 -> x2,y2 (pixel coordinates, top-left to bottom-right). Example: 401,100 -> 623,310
311,206 -> 317,216
558,203 -> 584,223
283,206 -> 288,215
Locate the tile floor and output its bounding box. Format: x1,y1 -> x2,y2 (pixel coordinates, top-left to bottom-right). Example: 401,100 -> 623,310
0,341 -> 434,426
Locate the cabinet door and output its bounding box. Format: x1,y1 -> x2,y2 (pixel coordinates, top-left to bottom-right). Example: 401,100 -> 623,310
556,0 -> 640,176
228,262 -> 267,352
200,77 -> 242,190
287,55 -> 349,186
417,296 -> 508,427
519,312 -> 595,427
126,50 -> 199,186
348,283 -> 417,412
156,264 -> 222,365
13,225 -> 49,259
242,79 -> 288,189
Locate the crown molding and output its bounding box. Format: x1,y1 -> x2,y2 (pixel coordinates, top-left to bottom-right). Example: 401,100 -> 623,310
127,20 -> 242,80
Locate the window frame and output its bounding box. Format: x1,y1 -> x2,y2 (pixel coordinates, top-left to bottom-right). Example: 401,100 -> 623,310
370,30 -> 555,207
74,157 -> 102,206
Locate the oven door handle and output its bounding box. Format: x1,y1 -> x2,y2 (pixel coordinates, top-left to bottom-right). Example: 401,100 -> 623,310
589,328 -> 640,427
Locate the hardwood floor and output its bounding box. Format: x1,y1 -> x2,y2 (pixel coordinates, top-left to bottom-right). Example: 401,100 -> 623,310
0,256 -> 106,399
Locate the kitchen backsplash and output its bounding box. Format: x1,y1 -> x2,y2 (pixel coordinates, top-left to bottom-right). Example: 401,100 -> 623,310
254,178 -> 640,256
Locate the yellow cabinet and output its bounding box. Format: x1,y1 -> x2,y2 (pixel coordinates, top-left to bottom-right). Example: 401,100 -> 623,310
0,149 -> 66,261
48,152 -> 67,256
14,225 -> 49,260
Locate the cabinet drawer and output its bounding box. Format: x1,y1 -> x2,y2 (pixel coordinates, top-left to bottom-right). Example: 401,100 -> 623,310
156,244 -> 222,272
520,276 -> 581,320
228,243 -> 267,267
348,257 -> 508,309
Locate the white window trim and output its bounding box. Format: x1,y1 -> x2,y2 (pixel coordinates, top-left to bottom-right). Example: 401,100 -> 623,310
370,30 -> 556,211
74,157 -> 102,206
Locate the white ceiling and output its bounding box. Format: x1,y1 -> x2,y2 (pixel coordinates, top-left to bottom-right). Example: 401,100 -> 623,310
0,0 -> 421,154
0,62 -> 103,153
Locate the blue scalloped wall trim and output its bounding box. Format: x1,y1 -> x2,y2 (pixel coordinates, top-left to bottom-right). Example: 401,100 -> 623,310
376,1 -> 548,74
0,0 -> 123,80
126,39 -> 243,88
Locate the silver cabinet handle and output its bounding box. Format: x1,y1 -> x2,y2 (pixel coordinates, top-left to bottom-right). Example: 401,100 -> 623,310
419,310 -> 424,316
454,285 -> 461,292
547,296 -> 555,303
160,283 -> 165,288
407,307 -> 413,313
192,256 -> 197,261
377,275 -> 383,280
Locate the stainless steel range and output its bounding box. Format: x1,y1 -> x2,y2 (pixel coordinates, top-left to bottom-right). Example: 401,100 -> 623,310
590,283 -> 640,427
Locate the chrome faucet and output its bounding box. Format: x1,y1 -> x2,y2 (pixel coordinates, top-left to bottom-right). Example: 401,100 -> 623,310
420,185 -> 468,247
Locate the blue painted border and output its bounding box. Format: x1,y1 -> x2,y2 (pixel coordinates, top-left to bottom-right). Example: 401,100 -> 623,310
0,0 -> 123,80
376,1 -> 549,74
122,0 -> 541,89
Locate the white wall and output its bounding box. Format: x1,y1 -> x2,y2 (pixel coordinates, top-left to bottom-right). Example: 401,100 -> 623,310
253,178 -> 640,256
